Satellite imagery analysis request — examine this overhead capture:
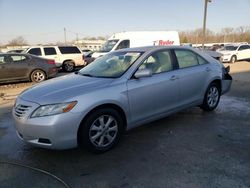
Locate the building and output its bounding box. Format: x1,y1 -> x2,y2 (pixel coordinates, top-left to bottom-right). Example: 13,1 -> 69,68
75,39 -> 106,51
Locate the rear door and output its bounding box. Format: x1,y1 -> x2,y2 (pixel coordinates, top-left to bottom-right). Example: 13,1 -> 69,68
8,55 -> 30,79
173,49 -> 211,106
127,50 -> 180,123
43,47 -> 60,65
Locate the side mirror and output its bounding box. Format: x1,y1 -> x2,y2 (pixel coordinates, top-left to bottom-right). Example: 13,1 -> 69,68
134,68 -> 152,79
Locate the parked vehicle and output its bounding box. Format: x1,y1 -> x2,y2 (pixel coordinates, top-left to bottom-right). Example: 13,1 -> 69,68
13,46 -> 232,153
24,46 -> 85,72
218,44 -> 250,63
92,31 -> 180,58
7,49 -> 25,53
0,53 -> 57,83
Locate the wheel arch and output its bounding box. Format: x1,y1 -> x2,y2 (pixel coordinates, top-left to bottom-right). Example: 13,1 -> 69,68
77,103 -> 128,144
210,79 -> 222,94
63,59 -> 75,65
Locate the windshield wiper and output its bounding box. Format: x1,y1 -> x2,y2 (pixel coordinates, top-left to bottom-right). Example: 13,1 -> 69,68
80,73 -> 95,77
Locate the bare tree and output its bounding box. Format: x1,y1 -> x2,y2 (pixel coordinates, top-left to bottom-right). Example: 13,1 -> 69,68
7,36 -> 28,46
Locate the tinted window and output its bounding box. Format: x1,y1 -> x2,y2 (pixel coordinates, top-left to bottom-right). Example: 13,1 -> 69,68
9,55 -> 27,63
44,47 -> 57,55
28,48 -> 42,56
58,46 -> 81,54
238,45 -> 249,51
139,50 -> 173,74
116,40 -> 130,50
175,50 -> 199,68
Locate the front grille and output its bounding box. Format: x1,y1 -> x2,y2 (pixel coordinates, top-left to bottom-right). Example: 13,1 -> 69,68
14,104 -> 31,118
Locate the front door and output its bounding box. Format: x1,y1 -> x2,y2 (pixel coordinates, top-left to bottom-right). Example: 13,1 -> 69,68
127,50 -> 179,124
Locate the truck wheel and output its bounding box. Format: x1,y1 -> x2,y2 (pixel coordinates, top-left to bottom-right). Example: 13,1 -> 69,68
230,55 -> 237,63
200,82 -> 221,111
30,70 -> 46,83
63,61 -> 75,72
78,108 -> 124,153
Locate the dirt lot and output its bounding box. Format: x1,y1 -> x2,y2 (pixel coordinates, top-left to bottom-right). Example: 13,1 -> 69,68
0,61 -> 250,188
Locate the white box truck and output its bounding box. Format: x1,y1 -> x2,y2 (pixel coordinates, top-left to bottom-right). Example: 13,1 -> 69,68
92,31 -> 180,58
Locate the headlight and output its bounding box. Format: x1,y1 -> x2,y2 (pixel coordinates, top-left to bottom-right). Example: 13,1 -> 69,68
31,101 -> 77,118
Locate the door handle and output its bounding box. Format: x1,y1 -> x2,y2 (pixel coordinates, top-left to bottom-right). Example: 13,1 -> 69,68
170,75 -> 179,81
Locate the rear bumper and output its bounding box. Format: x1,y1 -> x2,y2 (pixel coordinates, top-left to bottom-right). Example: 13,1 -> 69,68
221,73 -> 232,95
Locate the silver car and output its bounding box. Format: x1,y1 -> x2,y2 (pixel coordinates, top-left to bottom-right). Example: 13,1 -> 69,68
12,46 -> 232,153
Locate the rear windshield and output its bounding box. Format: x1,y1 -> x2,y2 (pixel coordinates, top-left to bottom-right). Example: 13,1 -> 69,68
224,46 -> 238,51
58,46 -> 81,54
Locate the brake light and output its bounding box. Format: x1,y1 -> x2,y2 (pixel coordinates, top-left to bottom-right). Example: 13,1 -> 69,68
47,59 -> 55,65
82,55 -> 85,61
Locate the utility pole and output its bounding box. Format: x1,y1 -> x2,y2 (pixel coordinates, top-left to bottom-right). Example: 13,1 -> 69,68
202,0 -> 211,50
76,33 -> 79,44
64,27 -> 67,44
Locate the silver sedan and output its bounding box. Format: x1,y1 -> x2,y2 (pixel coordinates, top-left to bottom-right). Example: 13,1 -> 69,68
12,46 -> 232,153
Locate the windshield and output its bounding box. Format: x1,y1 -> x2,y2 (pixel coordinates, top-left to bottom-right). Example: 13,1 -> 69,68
224,46 -> 238,51
79,51 -> 143,78
99,40 -> 119,52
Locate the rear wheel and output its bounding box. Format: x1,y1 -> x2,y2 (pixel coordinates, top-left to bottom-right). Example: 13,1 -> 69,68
30,70 -> 46,83
230,55 -> 237,63
78,108 -> 124,153
63,61 -> 75,72
200,83 -> 221,111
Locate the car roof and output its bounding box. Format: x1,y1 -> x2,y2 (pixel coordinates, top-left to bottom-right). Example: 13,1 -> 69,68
116,45 -> 193,53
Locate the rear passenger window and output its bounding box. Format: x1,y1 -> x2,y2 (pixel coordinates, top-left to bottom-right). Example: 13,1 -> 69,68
10,55 -> 27,63
44,47 -> 57,55
58,46 -> 81,54
28,48 -> 42,56
175,50 -> 199,68
197,56 -> 208,65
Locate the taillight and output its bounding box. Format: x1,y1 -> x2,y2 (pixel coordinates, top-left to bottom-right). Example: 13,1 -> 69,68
47,59 -> 55,64
82,55 -> 85,61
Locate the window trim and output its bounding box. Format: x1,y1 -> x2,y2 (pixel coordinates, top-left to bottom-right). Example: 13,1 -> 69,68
173,49 -> 207,70
28,48 -> 42,56
44,47 -> 57,55
130,49 -> 177,79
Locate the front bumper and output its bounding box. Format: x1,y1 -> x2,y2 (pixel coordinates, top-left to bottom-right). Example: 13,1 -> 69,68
220,55 -> 231,63
12,98 -> 83,150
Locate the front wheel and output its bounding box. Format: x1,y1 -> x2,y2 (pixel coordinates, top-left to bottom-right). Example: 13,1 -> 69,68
230,55 -> 237,63
78,108 -> 124,153
200,83 -> 221,111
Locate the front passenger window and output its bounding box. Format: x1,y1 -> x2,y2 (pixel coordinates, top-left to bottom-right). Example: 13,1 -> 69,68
0,56 -> 6,64
139,50 -> 173,74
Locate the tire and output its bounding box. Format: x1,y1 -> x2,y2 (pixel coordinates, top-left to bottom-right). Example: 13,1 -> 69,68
62,61 -> 75,72
200,82 -> 221,111
78,108 -> 124,153
230,55 -> 237,63
30,70 -> 46,83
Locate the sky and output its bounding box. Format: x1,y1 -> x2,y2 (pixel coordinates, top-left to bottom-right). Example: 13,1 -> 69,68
0,0 -> 249,45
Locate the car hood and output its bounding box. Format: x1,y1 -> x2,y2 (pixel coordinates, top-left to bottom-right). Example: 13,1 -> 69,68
218,50 -> 234,55
19,73 -> 114,105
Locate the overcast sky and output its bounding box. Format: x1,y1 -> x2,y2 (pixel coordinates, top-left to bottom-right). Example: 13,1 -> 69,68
0,0 -> 249,44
